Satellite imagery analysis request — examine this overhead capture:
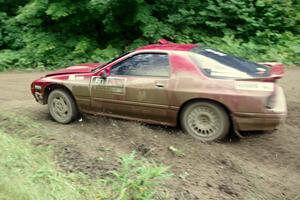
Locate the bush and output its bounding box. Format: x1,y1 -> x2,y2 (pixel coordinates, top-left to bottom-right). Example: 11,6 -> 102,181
202,31 -> 300,65
0,0 -> 299,70
107,152 -> 171,200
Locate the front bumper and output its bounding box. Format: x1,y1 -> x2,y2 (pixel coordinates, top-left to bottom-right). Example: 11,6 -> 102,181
33,92 -> 45,105
233,86 -> 287,131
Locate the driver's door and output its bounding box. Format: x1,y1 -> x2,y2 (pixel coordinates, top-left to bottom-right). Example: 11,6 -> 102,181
90,52 -> 172,123
90,74 -> 127,115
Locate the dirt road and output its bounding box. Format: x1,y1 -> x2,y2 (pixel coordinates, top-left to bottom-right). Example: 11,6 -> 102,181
0,70 -> 299,199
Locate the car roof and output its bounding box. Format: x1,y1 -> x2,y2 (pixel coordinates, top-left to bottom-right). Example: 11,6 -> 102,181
136,40 -> 198,52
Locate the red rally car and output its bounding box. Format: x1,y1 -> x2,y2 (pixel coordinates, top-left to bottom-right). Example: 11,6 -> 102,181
31,40 -> 287,142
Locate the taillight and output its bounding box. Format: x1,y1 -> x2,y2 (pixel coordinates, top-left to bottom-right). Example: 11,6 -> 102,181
266,94 -> 276,109
266,84 -> 277,109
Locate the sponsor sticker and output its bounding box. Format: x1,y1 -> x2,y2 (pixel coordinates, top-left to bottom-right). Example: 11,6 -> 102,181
68,75 -> 85,81
68,75 -> 76,81
235,81 -> 273,92
75,76 -> 84,80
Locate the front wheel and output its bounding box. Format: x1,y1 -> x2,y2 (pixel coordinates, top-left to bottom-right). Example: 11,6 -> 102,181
180,101 -> 230,142
48,89 -> 78,124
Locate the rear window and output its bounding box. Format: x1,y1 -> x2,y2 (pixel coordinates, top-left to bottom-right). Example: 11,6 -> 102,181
189,47 -> 269,79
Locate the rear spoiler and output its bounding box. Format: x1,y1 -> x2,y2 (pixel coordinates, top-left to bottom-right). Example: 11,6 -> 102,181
259,62 -> 285,79
236,62 -> 285,82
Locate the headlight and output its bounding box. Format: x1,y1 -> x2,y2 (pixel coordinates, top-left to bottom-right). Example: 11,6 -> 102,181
34,85 -> 42,91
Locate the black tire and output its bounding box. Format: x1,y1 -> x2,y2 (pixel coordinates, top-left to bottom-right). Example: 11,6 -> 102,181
180,101 -> 230,142
48,89 -> 78,124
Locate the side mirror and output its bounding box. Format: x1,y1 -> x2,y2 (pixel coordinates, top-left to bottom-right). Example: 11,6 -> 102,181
100,70 -> 107,79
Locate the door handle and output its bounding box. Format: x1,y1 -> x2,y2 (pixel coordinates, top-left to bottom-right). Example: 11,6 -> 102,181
155,83 -> 164,88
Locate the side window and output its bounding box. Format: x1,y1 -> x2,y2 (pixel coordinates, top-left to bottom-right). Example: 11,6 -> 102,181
110,56 -> 136,76
110,53 -> 170,77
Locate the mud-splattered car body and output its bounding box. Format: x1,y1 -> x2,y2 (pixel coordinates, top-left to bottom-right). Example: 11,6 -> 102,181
31,41 -> 287,136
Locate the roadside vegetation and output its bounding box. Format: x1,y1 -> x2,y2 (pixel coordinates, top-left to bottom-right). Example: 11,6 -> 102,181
1,112 -> 298,200
0,113 -> 171,200
0,0 -> 300,71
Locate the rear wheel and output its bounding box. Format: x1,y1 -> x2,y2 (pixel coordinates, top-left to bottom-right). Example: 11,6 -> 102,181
180,101 -> 230,142
48,89 -> 77,124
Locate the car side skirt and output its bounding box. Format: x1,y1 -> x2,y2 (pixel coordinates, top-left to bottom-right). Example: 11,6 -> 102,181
81,109 -> 178,127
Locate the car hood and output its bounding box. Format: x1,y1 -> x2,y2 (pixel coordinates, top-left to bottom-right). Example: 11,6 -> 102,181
45,63 -> 105,77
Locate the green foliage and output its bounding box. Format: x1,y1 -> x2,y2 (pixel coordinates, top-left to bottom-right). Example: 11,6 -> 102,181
202,31 -> 300,65
107,152 -> 171,200
0,0 -> 300,71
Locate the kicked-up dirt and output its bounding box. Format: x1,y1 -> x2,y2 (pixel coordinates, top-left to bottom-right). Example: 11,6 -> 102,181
0,69 -> 299,199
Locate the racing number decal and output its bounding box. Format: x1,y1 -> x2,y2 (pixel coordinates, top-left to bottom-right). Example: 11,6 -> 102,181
92,76 -> 126,94
94,77 -> 106,85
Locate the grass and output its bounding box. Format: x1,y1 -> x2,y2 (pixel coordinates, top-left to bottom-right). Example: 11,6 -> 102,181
0,130 -> 99,200
107,152 -> 171,200
0,113 -> 171,200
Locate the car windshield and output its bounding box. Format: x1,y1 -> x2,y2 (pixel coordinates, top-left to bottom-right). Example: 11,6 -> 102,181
189,47 -> 269,79
92,52 -> 131,72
